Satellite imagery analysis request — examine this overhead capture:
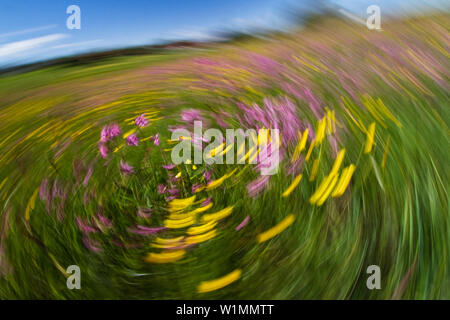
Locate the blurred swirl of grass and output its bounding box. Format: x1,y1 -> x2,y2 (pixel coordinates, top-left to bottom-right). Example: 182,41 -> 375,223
0,14 -> 448,299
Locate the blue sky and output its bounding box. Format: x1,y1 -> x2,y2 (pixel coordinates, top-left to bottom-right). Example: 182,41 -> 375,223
0,0 -> 448,67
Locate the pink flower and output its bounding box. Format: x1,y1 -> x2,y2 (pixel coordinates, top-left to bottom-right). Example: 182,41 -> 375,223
127,226 -> 166,235
109,123 -> 121,137
201,197 -> 212,207
82,237 -> 102,252
100,123 -> 121,142
99,143 -> 108,158
120,160 -> 134,175
168,125 -> 186,132
235,215 -> 250,231
181,109 -> 202,122
76,217 -> 98,234
153,133 -> 160,146
100,127 -> 108,142
247,175 -> 270,198
126,133 -> 139,146
169,174 -> 179,183
135,114 -> 149,127
137,208 -> 152,218
52,179 -> 64,199
157,184 -> 167,194
83,167 -> 93,187
203,170 -> 212,182
162,164 -> 176,170
39,178 -> 50,201
97,214 -> 112,227
83,189 -> 92,205
192,183 -> 204,193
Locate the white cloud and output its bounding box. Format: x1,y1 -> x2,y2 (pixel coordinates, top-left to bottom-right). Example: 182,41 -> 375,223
52,39 -> 103,50
0,25 -> 58,39
337,8 -> 366,25
168,29 -> 223,42
0,34 -> 68,59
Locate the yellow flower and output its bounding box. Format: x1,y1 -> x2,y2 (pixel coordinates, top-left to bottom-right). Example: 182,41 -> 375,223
201,206 -> 233,223
144,250 -> 186,263
309,158 -> 320,182
248,147 -> 260,163
291,128 -> 309,163
309,174 -> 335,204
192,202 -> 213,213
316,173 -> 339,206
281,174 -> 303,197
237,142 -> 245,157
216,143 -> 233,157
205,174 -> 227,190
332,164 -> 356,198
239,146 -> 256,163
194,185 -> 205,193
123,128 -> 136,139
168,195 -> 196,212
329,149 -> 346,178
185,229 -> 217,244
164,216 -> 195,229
206,142 -> 226,158
205,168 -> 237,190
187,221 -> 218,235
169,202 -> 213,220
197,269 -> 242,293
305,139 -> 315,161
25,187 -> 39,221
315,117 -> 327,144
257,214 -> 295,243
168,211 -> 196,220
155,236 -> 184,244
151,242 -> 185,249
298,128 -> 309,150
364,122 -> 376,154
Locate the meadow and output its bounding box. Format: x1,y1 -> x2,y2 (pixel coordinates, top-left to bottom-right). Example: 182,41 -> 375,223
0,14 -> 448,299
